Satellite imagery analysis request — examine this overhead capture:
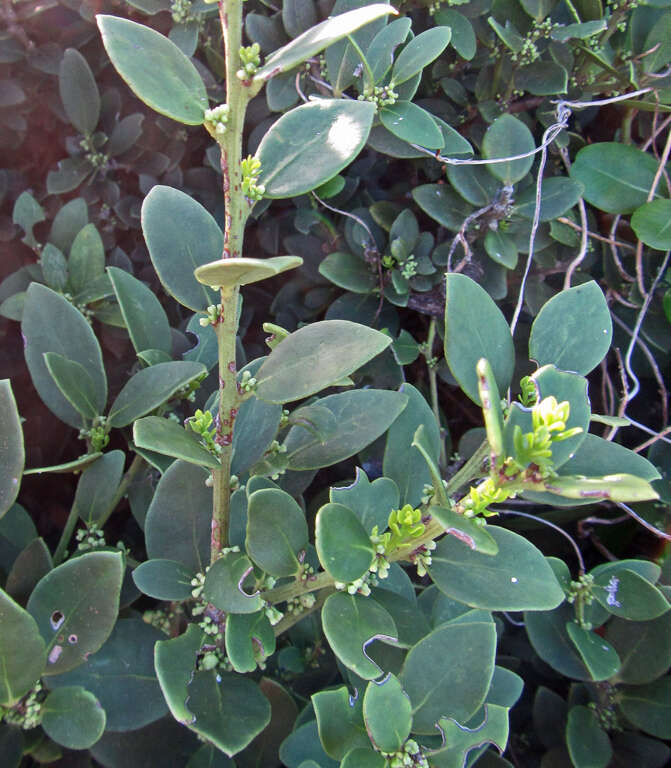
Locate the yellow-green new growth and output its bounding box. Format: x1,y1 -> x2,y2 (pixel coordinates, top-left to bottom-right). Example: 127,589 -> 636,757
241,155 -> 266,201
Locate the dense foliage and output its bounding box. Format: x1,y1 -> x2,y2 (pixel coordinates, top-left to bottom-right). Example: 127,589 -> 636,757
1,0 -> 671,766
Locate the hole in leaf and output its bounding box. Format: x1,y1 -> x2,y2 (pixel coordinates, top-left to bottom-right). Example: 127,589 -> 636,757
48,645 -> 63,664
50,610 -> 65,630
68,634 -> 78,645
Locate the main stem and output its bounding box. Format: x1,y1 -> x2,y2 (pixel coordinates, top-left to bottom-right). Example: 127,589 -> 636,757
211,0 -> 251,564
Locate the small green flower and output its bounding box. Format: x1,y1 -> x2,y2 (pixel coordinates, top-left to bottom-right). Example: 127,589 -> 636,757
240,155 -> 266,202
237,43 -> 261,80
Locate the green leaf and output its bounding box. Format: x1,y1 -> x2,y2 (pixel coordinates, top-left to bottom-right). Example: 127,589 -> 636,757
316,502 -> 375,582
203,551 -> 264,614
524,603 -> 592,680
619,677 -> 671,738
144,460 -> 211,572
194,256 -> 303,288
13,191 -> 45,250
225,611 -> 276,672
631,199 -> 671,249
22,283 -> 107,428
43,353 -> 101,420
551,19 -> 606,40
390,27 -> 451,85
429,527 -> 565,611
321,592 -> 397,679
255,320 -> 391,403
256,100 -> 375,198
282,0 -> 317,37
280,720 -> 339,768
447,164 -> 499,207
366,17 -> 412,82
0,723 -> 22,768
539,473 -> 659,503
330,467 -> 400,534
340,748 -> 386,768
529,281 -> 612,375
605,612 -> 671,684
27,550 -> 124,675
312,686 -> 369,760
97,15 -> 208,124
134,416 -> 221,468
566,706 -> 612,768
565,622 -> 621,681
482,114 -> 535,184
41,686 -> 106,749
72,450 -> 125,524
363,674 -> 412,752
47,157 -> 91,195
108,361 -> 206,427
561,433 -> 660,482
0,380 -> 24,519
514,61 -> 568,95
429,506 -> 498,555
444,273 -> 514,404
23,453 -> 103,476
246,488 -> 308,576
154,623 -> 203,727
593,568 -> 669,620
0,588 -> 46,706
141,186 -> 223,311
318,252 -> 376,293
379,101 -> 444,149
186,671 -> 272,756
432,704 -> 510,768
435,9 -> 476,59
132,559 -> 195,601
399,621 -> 496,733
570,142 -> 662,214
514,176 -> 583,221
49,198 -> 88,254
5,537 -> 52,606
47,619 -> 167,732
254,4 -> 395,81
68,223 -> 105,296
41,243 -> 69,291
108,267 -> 172,355
59,49 -> 100,135
283,390 -> 408,469
412,184 -> 474,231
383,384 -> 441,507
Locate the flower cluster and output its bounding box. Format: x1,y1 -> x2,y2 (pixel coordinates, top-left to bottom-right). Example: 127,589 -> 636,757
78,416 -> 110,451
171,0 -> 194,23
358,84 -> 398,110
240,156 -> 265,201
199,303 -> 223,327
238,368 -> 258,394
188,409 -> 220,457
1,681 -> 45,730
237,43 -> 261,80
204,104 -> 229,138
382,739 -> 429,767
76,523 -> 106,551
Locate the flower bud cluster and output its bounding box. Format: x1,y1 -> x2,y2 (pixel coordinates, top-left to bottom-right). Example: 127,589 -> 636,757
237,43 -> 261,80
143,607 -> 179,635
382,739 -> 429,768
200,303 -> 223,327
1,682 -> 45,730
76,523 -> 106,551
238,368 -> 258,393
204,104 -> 229,137
198,647 -> 231,673
457,477 -> 509,518
188,409 -> 220,456
409,541 -> 437,578
171,0 -> 194,23
286,592 -> 317,615
400,255 -> 418,279
241,156 -> 265,202
358,84 -> 398,110
78,416 -> 109,452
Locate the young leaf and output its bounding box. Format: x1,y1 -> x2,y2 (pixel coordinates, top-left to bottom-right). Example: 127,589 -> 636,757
0,380 -> 24,519
312,686 -> 369,760
108,267 -> 172,355
0,589 -> 46,706
255,320 -> 391,403
256,100 -> 376,198
97,15 -> 208,125
565,623 -> 621,681
134,416 -> 221,469
316,502 -> 375,582
41,686 -> 106,749
68,223 -> 105,296
330,467 -> 400,534
203,552 -> 264,614
22,284 -> 107,428
529,281 -> 612,375
194,256 -> 303,288
142,186 -> 221,312
225,611 -> 276,673
444,274 -> 514,404
253,4 -> 395,81
246,488 -> 308,576
566,706 -> 612,768
26,550 -> 124,675
59,49 -> 100,135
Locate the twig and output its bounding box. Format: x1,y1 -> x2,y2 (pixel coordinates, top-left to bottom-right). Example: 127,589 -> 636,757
616,502 -> 671,540
633,424 -> 671,453
557,216 -> 636,252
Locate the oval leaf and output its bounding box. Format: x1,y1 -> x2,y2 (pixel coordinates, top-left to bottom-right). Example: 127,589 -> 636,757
631,199 -> 671,250
256,100 -> 375,198
363,674 -> 412,752
316,502 -> 375,583
0,380 -> 24,519
59,49 -> 100,135
194,256 -> 303,288
390,27 -> 451,85
42,686 -> 106,749
0,589 -> 46,706
482,114 -> 535,184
